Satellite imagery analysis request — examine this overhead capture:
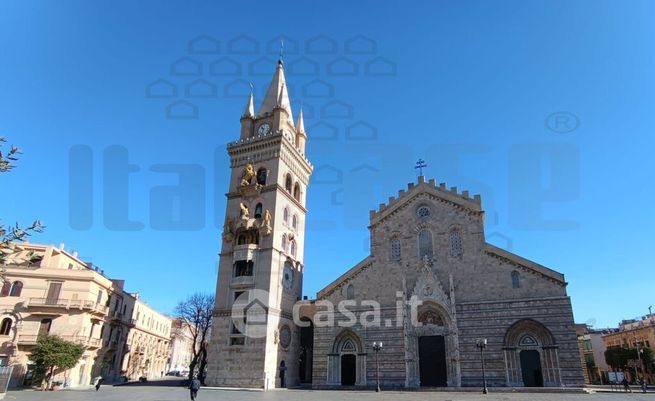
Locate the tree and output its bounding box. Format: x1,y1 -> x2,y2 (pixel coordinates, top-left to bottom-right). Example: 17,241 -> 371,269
605,346 -> 654,375
174,292 -> 214,385
605,347 -> 633,371
0,137 -> 44,270
31,335 -> 85,389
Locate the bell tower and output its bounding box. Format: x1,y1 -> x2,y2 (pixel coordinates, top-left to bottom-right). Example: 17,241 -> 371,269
206,59 -> 313,389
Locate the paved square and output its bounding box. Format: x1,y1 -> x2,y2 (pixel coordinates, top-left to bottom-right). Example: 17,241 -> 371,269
4,381 -> 652,401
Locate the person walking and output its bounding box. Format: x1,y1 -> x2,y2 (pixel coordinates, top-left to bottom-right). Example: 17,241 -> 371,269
93,376 -> 103,391
622,377 -> 631,393
189,376 -> 201,400
640,378 -> 647,393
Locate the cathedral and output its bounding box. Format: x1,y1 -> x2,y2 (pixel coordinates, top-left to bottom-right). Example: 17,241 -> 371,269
206,59 -> 584,390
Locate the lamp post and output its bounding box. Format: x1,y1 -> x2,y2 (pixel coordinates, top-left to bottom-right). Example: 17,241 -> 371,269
372,341 -> 383,392
476,338 -> 489,394
634,334 -> 643,384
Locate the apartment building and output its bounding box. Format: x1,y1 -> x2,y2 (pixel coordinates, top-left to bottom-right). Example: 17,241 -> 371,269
0,242 -> 172,388
166,319 -> 195,375
602,314 -> 655,383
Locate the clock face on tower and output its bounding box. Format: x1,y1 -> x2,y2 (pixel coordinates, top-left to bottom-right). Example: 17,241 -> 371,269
257,123 -> 270,135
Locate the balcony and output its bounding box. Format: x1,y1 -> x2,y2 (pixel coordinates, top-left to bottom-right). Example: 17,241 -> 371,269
233,244 -> 258,261
17,334 -> 39,345
17,334 -> 101,349
110,310 -> 124,322
25,298 -> 109,316
230,275 -> 255,287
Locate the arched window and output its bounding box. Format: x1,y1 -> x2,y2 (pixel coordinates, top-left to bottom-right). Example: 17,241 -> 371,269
292,215 -> 298,231
9,281 -> 23,297
256,168 -> 267,186
283,208 -> 289,225
293,183 -> 301,201
449,229 -> 463,257
290,240 -> 296,257
418,229 -> 433,260
254,203 -> 263,219
0,318 -> 11,335
281,234 -> 288,253
0,282 -> 10,297
390,238 -> 401,261
237,234 -> 246,245
285,174 -> 293,193
346,284 -> 354,300
511,271 -> 520,288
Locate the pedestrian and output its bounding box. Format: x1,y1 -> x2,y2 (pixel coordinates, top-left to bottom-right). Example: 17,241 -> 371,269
94,376 -> 103,391
189,376 -> 201,400
622,377 -> 631,393
640,378 -> 647,393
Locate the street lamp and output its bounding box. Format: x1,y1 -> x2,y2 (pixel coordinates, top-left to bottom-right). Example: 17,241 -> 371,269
372,341 -> 383,392
476,338 -> 489,394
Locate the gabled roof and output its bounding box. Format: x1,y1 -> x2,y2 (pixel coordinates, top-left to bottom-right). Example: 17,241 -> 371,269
369,176 -> 482,228
484,243 -> 566,285
317,256 -> 373,299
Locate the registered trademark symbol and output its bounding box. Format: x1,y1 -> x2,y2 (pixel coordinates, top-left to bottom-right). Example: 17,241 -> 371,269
545,112 -> 580,133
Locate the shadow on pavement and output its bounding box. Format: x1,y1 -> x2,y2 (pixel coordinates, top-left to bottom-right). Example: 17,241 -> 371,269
115,377 -> 186,387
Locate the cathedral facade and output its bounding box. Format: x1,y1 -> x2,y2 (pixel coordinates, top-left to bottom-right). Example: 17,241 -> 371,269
206,60 -> 584,389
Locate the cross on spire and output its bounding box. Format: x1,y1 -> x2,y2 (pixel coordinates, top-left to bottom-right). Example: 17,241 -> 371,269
279,38 -> 284,64
415,159 -> 427,176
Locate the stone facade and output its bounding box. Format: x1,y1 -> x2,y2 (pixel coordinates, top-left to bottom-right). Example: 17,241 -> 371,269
206,58 -> 312,389
207,61 -> 584,390
310,177 -> 583,388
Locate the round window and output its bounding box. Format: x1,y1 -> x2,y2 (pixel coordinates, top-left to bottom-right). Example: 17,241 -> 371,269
416,206 -> 430,218
279,325 -> 292,348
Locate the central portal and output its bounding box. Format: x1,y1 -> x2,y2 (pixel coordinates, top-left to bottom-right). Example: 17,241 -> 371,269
418,335 -> 447,386
340,354 -> 356,385
520,350 -> 544,387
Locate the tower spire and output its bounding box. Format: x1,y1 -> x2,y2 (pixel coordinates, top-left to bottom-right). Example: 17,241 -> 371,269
242,83 -> 254,118
257,59 -> 293,123
296,105 -> 305,134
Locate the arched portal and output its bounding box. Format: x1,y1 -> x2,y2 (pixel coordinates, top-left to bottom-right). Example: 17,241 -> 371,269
503,319 -> 560,387
327,329 -> 365,386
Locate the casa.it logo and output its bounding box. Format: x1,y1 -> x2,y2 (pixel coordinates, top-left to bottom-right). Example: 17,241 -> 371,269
231,289 -> 270,339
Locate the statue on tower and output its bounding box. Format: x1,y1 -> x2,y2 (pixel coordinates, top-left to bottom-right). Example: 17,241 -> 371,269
240,163 -> 256,186
261,209 -> 272,235
239,202 -> 249,219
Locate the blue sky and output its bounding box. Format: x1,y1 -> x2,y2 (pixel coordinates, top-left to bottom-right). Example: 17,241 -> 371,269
1,0 -> 654,328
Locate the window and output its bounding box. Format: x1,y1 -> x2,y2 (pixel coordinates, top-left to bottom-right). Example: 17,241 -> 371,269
416,206 -> 430,218
237,234 -> 246,245
449,229 -> 463,257
256,168 -> 267,185
390,239 -> 401,261
283,208 -> 289,225
254,203 -> 263,219
234,261 -> 254,277
281,234 -> 288,253
293,183 -> 301,201
0,282 -> 9,297
290,241 -> 296,257
346,284 -> 354,300
418,230 -> 433,259
285,174 -> 292,193
511,271 -> 520,288
292,215 -> 298,231
0,318 -> 12,335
